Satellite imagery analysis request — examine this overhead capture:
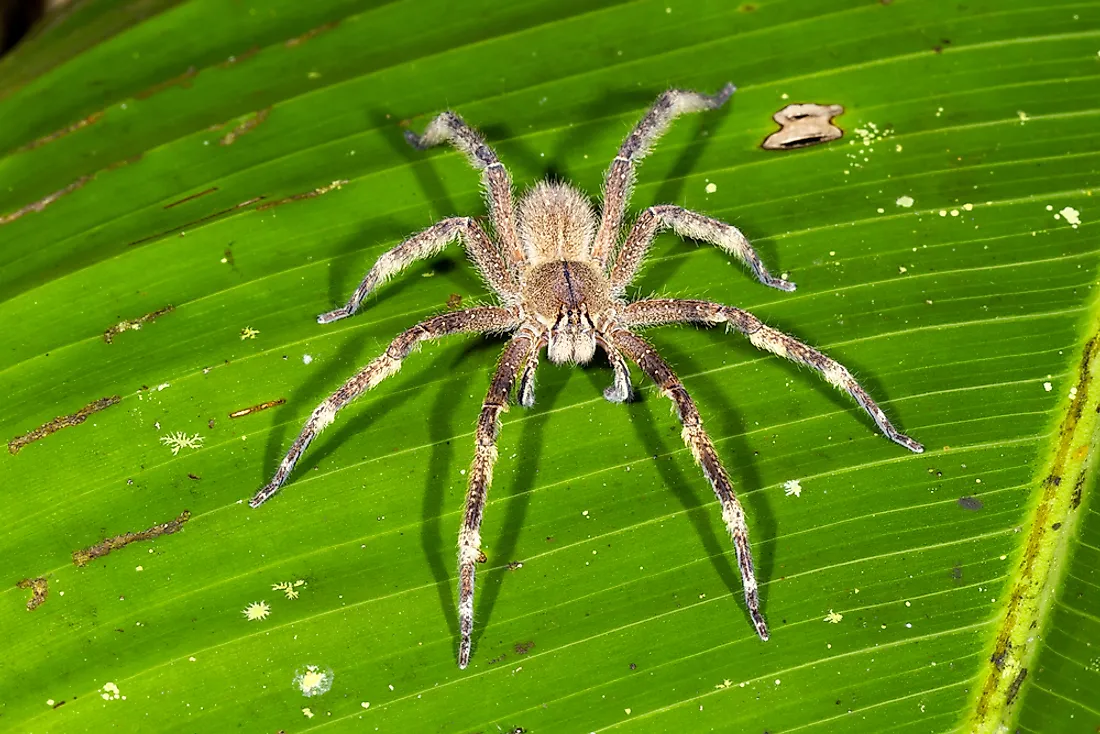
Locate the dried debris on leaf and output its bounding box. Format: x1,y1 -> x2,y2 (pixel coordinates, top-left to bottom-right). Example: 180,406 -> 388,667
16,112 -> 102,153
103,305 -> 174,343
0,175 -> 92,226
72,511 -> 191,567
17,577 -> 48,610
164,187 -> 218,209
256,180 -> 347,211
762,103 -> 845,150
219,108 -> 271,146
8,396 -> 121,454
230,398 -> 286,419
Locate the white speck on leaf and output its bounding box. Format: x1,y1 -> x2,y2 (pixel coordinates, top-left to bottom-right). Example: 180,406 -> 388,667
242,601 -> 270,621
705,182 -> 717,194
783,479 -> 802,497
295,665 -> 334,697
159,432 -> 204,456
824,609 -> 844,624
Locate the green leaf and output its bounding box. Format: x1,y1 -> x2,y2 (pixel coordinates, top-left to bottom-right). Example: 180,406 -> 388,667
1,1 -> 1097,731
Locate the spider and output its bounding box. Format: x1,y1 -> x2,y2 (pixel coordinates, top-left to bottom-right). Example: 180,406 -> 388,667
249,83 -> 924,669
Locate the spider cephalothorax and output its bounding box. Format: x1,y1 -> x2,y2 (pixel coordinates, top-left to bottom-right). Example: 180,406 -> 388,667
250,84 -> 924,669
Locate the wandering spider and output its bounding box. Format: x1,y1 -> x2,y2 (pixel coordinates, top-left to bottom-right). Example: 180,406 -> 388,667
249,84 -> 924,668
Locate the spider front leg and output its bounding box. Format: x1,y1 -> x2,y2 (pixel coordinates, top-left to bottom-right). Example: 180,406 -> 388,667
458,327 -> 539,668
591,84 -> 736,265
318,217 -> 518,324
610,327 -> 769,640
405,110 -> 525,268
609,205 -> 795,295
249,307 -> 520,507
597,334 -> 634,403
623,299 -> 924,453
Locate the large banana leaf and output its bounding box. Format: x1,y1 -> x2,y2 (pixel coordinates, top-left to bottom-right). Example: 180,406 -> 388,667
1,1 -> 1097,732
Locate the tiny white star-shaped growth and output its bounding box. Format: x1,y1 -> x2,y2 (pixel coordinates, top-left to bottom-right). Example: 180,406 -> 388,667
242,600 -> 270,621
159,432 -> 204,456
272,580 -> 307,599
783,479 -> 802,497
824,609 -> 843,624
240,326 -> 260,340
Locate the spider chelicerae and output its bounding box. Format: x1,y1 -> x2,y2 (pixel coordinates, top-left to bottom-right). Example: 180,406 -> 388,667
249,84 -> 924,668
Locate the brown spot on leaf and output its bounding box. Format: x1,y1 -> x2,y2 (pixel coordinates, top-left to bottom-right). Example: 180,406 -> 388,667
16,112 -> 102,153
229,398 -> 286,419
447,293 -> 463,310
8,396 -> 121,454
514,641 -> 535,655
72,510 -> 191,567
103,305 -> 174,343
0,175 -> 92,226
256,180 -> 347,211
135,66 -> 197,100
285,20 -> 339,47
17,577 -> 48,610
164,187 -> 218,209
219,108 -> 271,146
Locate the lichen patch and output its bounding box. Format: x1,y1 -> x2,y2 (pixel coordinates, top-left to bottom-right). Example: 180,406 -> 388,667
17,577 -> 48,610
103,305 -> 174,343
72,511 -> 191,567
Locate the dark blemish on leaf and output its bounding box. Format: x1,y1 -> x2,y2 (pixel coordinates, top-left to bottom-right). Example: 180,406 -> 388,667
126,197 -> 264,247
164,187 -> 218,209
135,65 -> 197,100
16,112 -> 103,153
285,20 -> 340,47
255,180 -> 347,211
207,419 -> 216,430
762,104 -> 845,150
951,565 -> 963,580
990,640 -> 1011,670
514,641 -> 535,655
630,662 -> 637,670
219,108 -> 271,146
739,3 -> 756,10
103,305 -> 175,343
52,700 -> 66,709
447,293 -> 463,310
72,510 -> 191,567
1051,522 -> 1062,531
8,396 -> 121,454
1004,668 -> 1027,705
17,577 -> 48,610
188,473 -> 201,481
477,550 -> 488,563
957,496 -> 983,511
506,560 -> 523,570
0,175 -> 92,226
229,398 -> 287,419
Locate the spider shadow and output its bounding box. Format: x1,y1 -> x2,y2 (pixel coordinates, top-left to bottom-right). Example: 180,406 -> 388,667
615,334 -> 777,625
469,359 -> 573,659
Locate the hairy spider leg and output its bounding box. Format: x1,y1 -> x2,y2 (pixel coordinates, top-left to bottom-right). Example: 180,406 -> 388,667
623,299 -> 925,453
250,307 -> 520,508
458,328 -> 539,668
317,217 -> 519,325
609,205 -> 796,295
592,84 -> 737,265
610,327 -> 769,640
405,110 -> 525,268
596,333 -> 634,403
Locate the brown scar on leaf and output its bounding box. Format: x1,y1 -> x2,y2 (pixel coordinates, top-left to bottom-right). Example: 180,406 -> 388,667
0,175 -> 92,226
164,187 -> 218,209
16,577 -> 48,610
103,305 -> 175,343
446,293 -> 463,310
72,510 -> 192,567
229,398 -> 286,419
761,103 -> 845,150
219,108 -> 271,146
8,396 -> 121,454
135,65 -> 198,100
285,20 -> 339,47
16,112 -> 103,153
256,180 -> 348,211
126,197 -> 265,247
